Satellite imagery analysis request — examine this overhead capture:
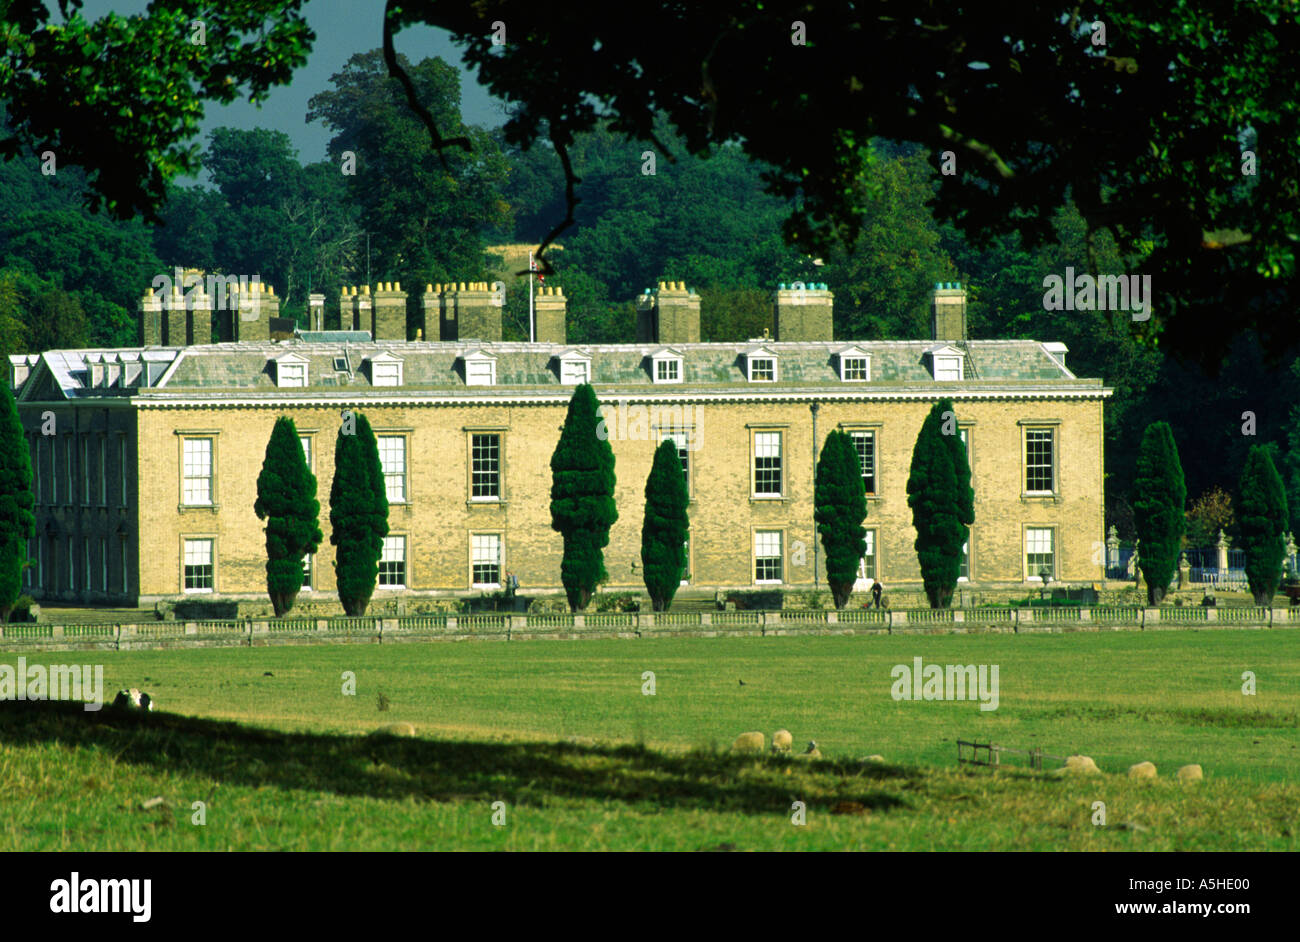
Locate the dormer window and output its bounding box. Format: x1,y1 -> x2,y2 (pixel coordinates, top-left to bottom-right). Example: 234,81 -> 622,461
274,354 -> 309,388
556,348 -> 592,385
935,356 -> 962,381
837,347 -> 871,382
369,353 -> 403,387
925,344 -> 964,381
745,347 -> 778,382
463,349 -> 497,386
649,347 -> 684,384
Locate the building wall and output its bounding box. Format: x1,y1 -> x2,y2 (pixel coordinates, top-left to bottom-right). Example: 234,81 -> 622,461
23,404 -> 139,603
111,394 -> 1104,602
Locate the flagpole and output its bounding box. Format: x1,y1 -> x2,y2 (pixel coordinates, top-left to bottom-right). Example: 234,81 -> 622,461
528,251 -> 536,343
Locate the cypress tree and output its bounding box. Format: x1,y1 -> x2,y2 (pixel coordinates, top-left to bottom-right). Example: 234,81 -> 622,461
906,400 -> 973,608
814,429 -> 868,609
329,410 -> 389,616
641,438 -> 689,612
1238,444 -> 1288,607
550,384 -> 618,612
0,382 -> 34,623
254,416 -> 323,616
1133,421 -> 1186,605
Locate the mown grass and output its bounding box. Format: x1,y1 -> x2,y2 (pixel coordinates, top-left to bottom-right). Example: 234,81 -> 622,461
1,630 -> 1297,850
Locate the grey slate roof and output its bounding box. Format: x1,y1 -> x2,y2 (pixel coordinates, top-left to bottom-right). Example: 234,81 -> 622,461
10,338 -> 1109,400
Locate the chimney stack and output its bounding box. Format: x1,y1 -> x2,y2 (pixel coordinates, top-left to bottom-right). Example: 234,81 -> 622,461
421,284 -> 441,340
534,285 -> 567,344
138,288 -> 162,346
636,281 -> 700,344
372,282 -> 407,340
309,293 -> 325,332
932,282 -> 967,342
353,284 -> 372,335
443,282 -> 501,342
773,282 -> 833,341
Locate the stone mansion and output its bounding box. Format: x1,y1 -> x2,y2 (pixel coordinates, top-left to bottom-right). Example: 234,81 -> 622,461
8,277 -> 1109,604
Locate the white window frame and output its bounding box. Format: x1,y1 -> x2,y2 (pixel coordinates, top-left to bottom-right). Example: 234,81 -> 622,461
752,430 -> 783,498
847,429 -> 877,496
371,358 -> 403,387
653,357 -> 682,384
470,433 -> 501,501
379,535 -> 407,588
376,435 -> 407,504
560,358 -> 590,385
471,533 -> 502,588
183,538 -> 215,593
934,355 -> 963,381
838,348 -> 871,382
748,356 -> 777,382
464,352 -> 497,386
302,553 -> 313,591
299,435 -> 312,471
857,529 -> 877,584
182,437 -> 214,506
754,530 -> 784,584
1024,427 -> 1055,494
276,358 -> 308,388
1025,527 -> 1055,581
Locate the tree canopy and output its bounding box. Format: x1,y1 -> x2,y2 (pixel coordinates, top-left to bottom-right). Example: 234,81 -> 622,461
640,439 -> 689,612
1132,421 -> 1187,604
329,411 -> 389,616
906,400 -> 973,608
1237,444 -> 1288,607
550,384 -> 618,611
0,380 -> 34,622
255,416 -> 323,616
814,429 -> 868,609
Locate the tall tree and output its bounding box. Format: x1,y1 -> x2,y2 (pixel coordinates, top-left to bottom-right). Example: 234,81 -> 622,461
0,1 -> 313,221
1237,444 -> 1288,607
814,429 -> 867,608
906,400 -> 973,608
640,439 -> 689,612
254,416 -> 323,616
0,382 -> 34,622
396,1 -> 1300,366
307,50 -> 510,298
550,384 -> 618,611
329,411 -> 389,616
1132,421 -> 1187,605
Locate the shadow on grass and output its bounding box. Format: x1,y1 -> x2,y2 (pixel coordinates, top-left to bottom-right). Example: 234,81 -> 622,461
0,701 -> 911,817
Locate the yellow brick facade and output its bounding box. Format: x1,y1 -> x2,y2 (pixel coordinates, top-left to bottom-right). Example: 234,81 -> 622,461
20,392 -> 1105,603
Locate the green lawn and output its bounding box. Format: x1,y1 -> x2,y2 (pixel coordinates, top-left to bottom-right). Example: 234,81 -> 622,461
1,631 -> 1297,850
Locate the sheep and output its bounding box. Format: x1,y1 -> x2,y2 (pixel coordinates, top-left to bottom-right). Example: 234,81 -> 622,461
1061,754 -> 1101,775
1176,764 -> 1203,783
732,731 -> 765,752
111,688 -> 155,712
1127,760 -> 1158,780
771,729 -> 793,752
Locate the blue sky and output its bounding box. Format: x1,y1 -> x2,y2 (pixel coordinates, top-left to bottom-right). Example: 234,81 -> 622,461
74,0 -> 507,171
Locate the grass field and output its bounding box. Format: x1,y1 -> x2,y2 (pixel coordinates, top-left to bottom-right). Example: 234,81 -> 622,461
1,630 -> 1297,850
